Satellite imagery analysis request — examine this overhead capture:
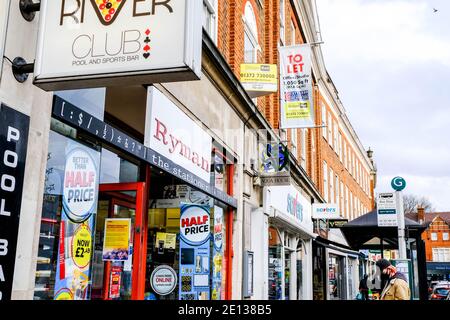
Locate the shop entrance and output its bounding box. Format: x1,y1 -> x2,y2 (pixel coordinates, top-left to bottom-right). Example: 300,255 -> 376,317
91,182 -> 147,300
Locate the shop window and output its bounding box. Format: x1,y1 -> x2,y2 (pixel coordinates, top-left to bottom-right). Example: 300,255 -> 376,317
34,130 -> 102,300
268,227 -> 283,300
296,243 -> 303,300
211,147 -> 232,192
145,168 -> 229,300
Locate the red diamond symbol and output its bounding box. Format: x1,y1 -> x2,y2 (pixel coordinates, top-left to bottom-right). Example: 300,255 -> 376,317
145,29 -> 150,35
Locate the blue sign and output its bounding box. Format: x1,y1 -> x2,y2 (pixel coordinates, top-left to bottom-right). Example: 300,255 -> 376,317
391,176 -> 406,191
179,203 -> 211,300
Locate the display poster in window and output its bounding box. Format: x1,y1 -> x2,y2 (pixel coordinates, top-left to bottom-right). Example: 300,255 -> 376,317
0,104 -> 30,301
102,219 -> 131,261
212,206 -> 224,300
178,203 -> 211,300
279,44 -> 314,129
109,266 -> 122,299
156,232 -> 176,250
54,142 -> 100,300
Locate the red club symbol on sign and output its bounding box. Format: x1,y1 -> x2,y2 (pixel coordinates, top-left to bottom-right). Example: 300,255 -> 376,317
90,0 -> 127,26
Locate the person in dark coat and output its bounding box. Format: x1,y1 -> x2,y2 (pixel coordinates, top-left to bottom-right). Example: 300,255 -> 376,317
359,274 -> 369,300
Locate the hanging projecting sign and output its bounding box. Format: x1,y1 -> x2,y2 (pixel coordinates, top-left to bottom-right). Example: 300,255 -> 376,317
0,104 -> 29,301
240,64 -> 278,98
34,0 -> 203,91
279,44 -> 314,128
145,86 -> 212,183
377,192 -> 398,227
0,0 -> 11,81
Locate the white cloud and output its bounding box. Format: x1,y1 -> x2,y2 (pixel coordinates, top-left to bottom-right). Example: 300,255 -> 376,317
318,0 -> 450,66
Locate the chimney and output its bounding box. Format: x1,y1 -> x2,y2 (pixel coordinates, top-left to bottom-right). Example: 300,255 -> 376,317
418,207 -> 425,224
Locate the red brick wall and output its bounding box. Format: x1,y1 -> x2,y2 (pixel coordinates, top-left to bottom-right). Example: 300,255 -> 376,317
422,217 -> 450,261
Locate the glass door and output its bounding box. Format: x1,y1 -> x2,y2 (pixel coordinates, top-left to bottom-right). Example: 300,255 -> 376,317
91,183 -> 146,300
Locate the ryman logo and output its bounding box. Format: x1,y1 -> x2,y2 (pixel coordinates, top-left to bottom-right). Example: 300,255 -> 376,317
287,193 -> 303,221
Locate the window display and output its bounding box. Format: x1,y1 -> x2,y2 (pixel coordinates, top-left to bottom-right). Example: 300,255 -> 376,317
268,227 -> 283,300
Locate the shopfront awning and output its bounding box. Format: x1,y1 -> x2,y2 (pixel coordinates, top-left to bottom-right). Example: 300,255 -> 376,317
270,207 -> 317,239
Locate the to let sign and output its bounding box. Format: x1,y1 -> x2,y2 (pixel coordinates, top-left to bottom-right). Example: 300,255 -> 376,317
0,104 -> 30,300
34,0 -> 202,91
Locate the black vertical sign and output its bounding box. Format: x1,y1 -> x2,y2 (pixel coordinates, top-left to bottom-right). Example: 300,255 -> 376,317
0,104 -> 29,300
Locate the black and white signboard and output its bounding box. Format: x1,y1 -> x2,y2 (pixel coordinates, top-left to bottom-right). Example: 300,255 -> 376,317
34,0 -> 203,90
377,192 -> 398,227
0,104 -> 30,300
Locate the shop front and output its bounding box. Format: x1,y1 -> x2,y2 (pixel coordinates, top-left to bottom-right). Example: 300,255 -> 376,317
263,184 -> 314,300
33,85 -> 237,300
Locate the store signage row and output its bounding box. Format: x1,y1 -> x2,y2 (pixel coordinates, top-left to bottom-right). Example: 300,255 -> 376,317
34,0 -> 203,90
51,96 -> 238,208
327,219 -> 348,228
279,44 -> 314,129
0,104 -> 30,301
377,192 -> 398,227
239,64 -> 278,98
312,203 -> 340,220
179,203 -> 211,300
0,0 -> 11,81
55,141 -> 100,300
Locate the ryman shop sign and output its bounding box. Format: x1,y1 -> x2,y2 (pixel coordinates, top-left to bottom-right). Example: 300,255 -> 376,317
34,0 -> 202,90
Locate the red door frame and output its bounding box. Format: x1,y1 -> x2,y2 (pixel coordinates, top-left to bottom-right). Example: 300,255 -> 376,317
99,182 -> 147,300
225,163 -> 235,300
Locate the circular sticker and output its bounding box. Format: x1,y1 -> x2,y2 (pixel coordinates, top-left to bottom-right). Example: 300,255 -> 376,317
63,148 -> 98,223
150,265 -> 178,296
180,205 -> 210,246
71,224 -> 92,269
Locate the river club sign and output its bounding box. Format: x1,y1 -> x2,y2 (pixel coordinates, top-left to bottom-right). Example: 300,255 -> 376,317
34,0 -> 202,90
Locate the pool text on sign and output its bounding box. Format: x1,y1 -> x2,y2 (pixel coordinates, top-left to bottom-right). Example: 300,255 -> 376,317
0,105 -> 29,300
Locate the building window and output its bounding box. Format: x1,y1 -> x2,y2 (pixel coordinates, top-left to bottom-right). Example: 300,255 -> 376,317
327,113 -> 332,147
431,232 -> 438,241
432,248 -> 450,262
290,19 -> 295,45
244,1 -> 259,63
338,132 -> 342,162
329,168 -> 334,204
343,141 -> 347,170
444,233 -> 449,241
321,104 -> 327,139
323,161 -> 328,202
340,181 -> 344,218
345,186 -> 349,219
279,0 -> 285,45
291,129 -> 298,158
333,121 -> 338,153
203,0 -> 218,43
300,129 -> 306,169
335,175 -> 339,212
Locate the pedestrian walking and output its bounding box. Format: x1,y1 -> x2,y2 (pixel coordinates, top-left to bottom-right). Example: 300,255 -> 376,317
358,274 -> 369,300
376,259 -> 410,300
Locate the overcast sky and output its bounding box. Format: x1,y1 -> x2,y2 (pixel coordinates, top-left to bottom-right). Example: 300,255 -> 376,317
316,0 -> 450,211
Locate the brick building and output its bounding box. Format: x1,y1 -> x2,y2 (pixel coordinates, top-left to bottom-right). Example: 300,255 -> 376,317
206,0 -> 376,221
407,208 -> 450,281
